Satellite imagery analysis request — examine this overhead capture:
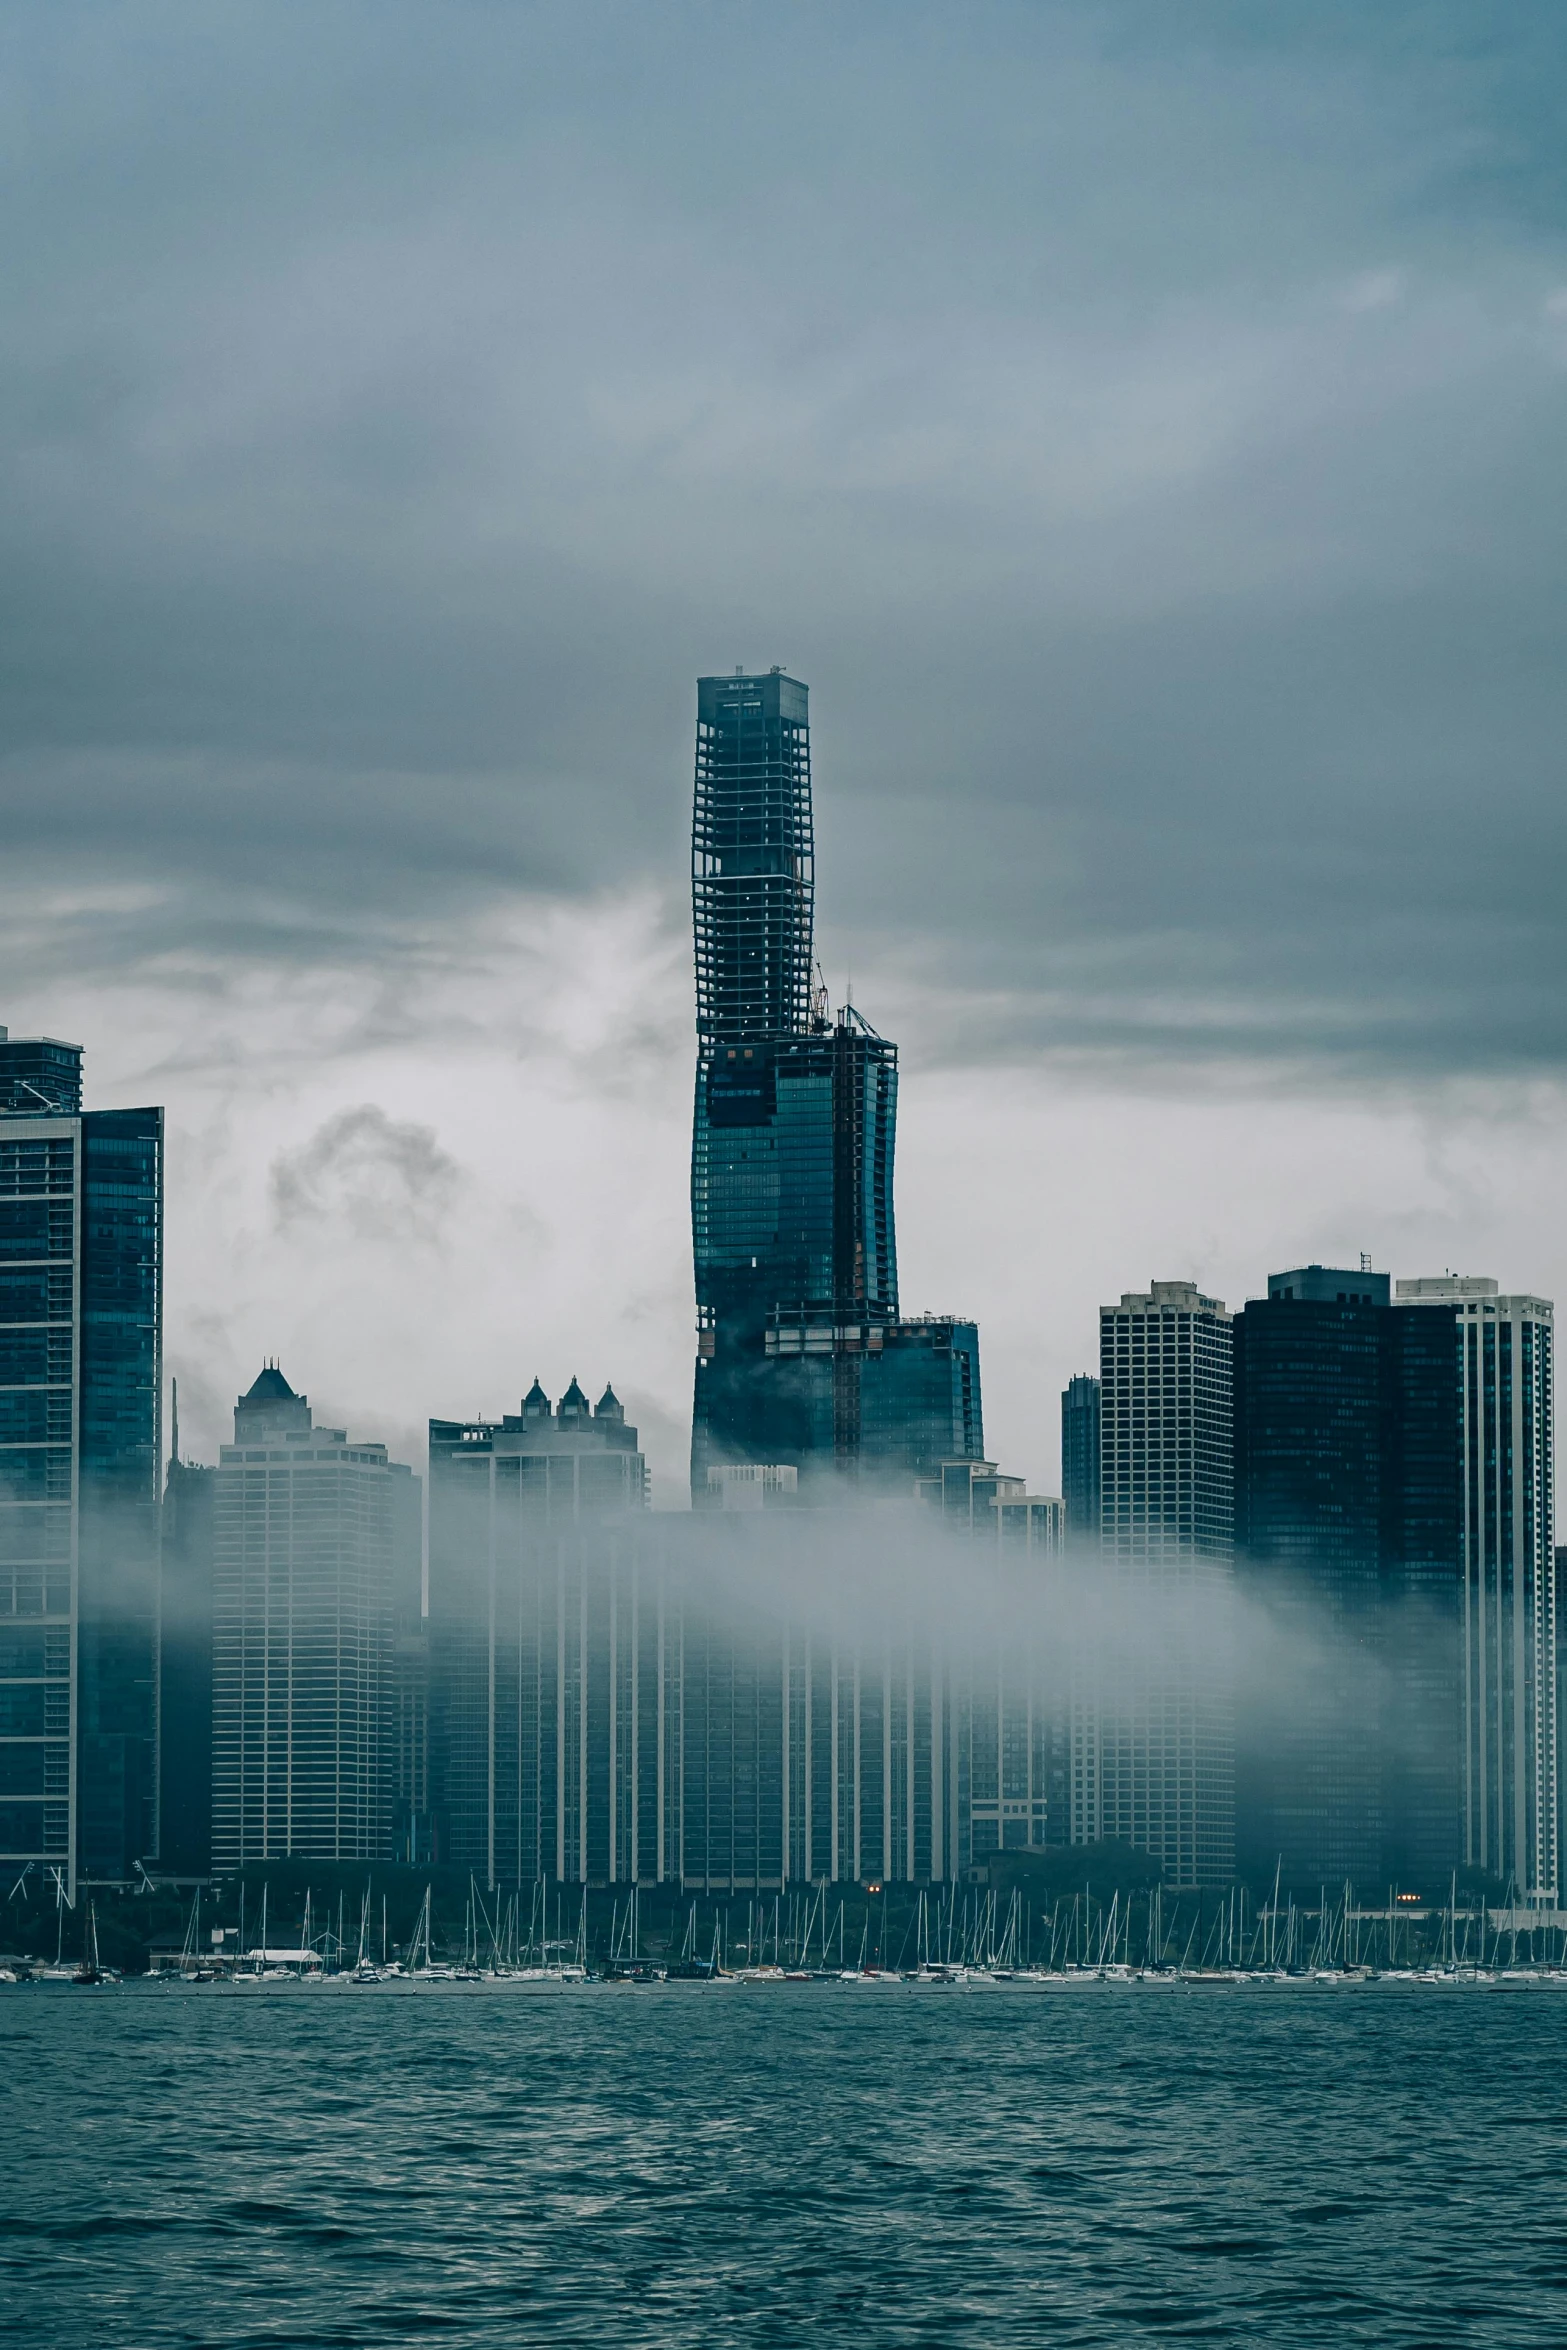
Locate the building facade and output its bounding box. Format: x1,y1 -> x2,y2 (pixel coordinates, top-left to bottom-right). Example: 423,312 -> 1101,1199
1095,1281 -> 1235,1887
1233,1266 -> 1391,1892
688,671 -> 983,1496
159,1384 -> 215,1875
1061,1374 -> 1101,1544
918,1460 -> 1069,1859
211,1366 -> 415,1865
429,1382 -> 1068,1888
0,1030 -> 162,1896
429,1379 -> 651,1884
1397,1277 -> 1556,1904
1232,1266 -> 1466,1894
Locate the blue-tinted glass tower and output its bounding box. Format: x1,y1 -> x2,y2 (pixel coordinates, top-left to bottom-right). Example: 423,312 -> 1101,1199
1232,1264 -> 1468,1895
689,674 -> 981,1498
0,1030 -> 163,1894
1061,1374 -> 1101,1543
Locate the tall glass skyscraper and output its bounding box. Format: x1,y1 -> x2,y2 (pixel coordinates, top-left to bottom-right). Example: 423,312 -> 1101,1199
0,1030 -> 162,1894
1231,1267 -> 1454,1893
689,672 -> 981,1496
1061,1374 -> 1101,1543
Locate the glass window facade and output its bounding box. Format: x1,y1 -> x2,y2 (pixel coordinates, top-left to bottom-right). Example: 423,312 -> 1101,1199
1097,1284 -> 1234,1889
688,673 -> 981,1496
0,1060 -> 162,1895
427,1471 -> 974,1892
1061,1374 -> 1101,1543
211,1370 -> 408,1865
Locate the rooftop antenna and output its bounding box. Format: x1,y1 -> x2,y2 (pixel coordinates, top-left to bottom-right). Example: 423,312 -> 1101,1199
169,1377 -> 180,1472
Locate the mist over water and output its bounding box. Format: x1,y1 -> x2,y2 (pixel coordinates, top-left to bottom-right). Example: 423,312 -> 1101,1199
4,1984 -> 1564,2349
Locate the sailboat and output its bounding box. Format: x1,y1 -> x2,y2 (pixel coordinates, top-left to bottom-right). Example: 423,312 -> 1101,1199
71,1899 -> 104,1985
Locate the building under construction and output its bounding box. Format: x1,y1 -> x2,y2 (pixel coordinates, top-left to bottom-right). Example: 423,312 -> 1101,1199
688,671 -> 983,1499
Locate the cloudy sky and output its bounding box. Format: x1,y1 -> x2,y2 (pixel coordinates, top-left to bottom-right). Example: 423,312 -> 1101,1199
4,3 -> 1565,1497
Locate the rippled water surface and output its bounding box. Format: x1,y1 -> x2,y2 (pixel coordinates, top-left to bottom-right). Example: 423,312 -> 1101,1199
4,1980 -> 1566,2347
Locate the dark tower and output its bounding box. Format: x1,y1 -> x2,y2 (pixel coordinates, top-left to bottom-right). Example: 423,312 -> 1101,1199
1061,1374 -> 1101,1543
1232,1264 -> 1463,1892
0,1030 -> 162,1893
688,675 -> 980,1499
692,669 -> 815,1048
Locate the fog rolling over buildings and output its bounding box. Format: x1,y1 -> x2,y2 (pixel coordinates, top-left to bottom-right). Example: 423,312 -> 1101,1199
0,676 -> 1560,1915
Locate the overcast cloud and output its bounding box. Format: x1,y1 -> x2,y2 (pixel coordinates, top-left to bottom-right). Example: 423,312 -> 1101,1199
3,3 -> 1565,1488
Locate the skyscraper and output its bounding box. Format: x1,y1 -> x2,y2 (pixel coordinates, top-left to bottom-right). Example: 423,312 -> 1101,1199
0,1030 -> 162,1896
1231,1265 -> 1469,1893
1397,1277 -> 1556,1904
1096,1280 -> 1234,1887
1233,1268 -> 1387,1888
159,1384 -> 215,1875
211,1366 -> 416,1865
1061,1374 -> 1101,1544
428,1378 -> 651,1882
689,671 -> 982,1495
692,668 -> 815,1052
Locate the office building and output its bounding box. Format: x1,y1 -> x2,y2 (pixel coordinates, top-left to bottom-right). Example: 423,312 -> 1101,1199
1061,1374 -> 1101,1544
428,1379 -> 651,1883
1096,1281 -> 1234,1887
159,1383 -> 215,1874
1232,1266 -> 1470,1893
1233,1265 -> 1389,1891
1397,1277 -> 1556,1904
0,1029 -> 162,1896
919,1460 -> 1069,1857
688,671 -> 983,1496
211,1365 -> 416,1865
428,1377 -> 1065,1887
388,1460 -> 428,1864
759,1309 -> 985,1491
707,1464 -> 799,1510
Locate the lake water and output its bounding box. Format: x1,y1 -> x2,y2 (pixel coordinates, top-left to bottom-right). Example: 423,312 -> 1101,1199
3,1979 -> 1565,2347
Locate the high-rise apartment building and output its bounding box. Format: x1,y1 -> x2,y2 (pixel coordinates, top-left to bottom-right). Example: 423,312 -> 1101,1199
1061,1374 -> 1101,1544
1095,1280 -> 1234,1887
1397,1277 -> 1556,1904
211,1366 -> 417,1865
1232,1266 -> 1466,1892
0,1030 -> 162,1896
689,671 -> 982,1495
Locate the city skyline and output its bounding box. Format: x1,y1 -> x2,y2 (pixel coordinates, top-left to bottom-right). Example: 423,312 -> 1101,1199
4,10 -> 1567,1503
8,17 -> 1566,2345
8,876 -> 1557,1900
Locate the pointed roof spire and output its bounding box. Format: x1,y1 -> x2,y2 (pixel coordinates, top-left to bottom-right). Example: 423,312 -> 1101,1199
594,1383 -> 624,1422
558,1376 -> 590,1419
243,1364 -> 297,1404
521,1377 -> 551,1420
